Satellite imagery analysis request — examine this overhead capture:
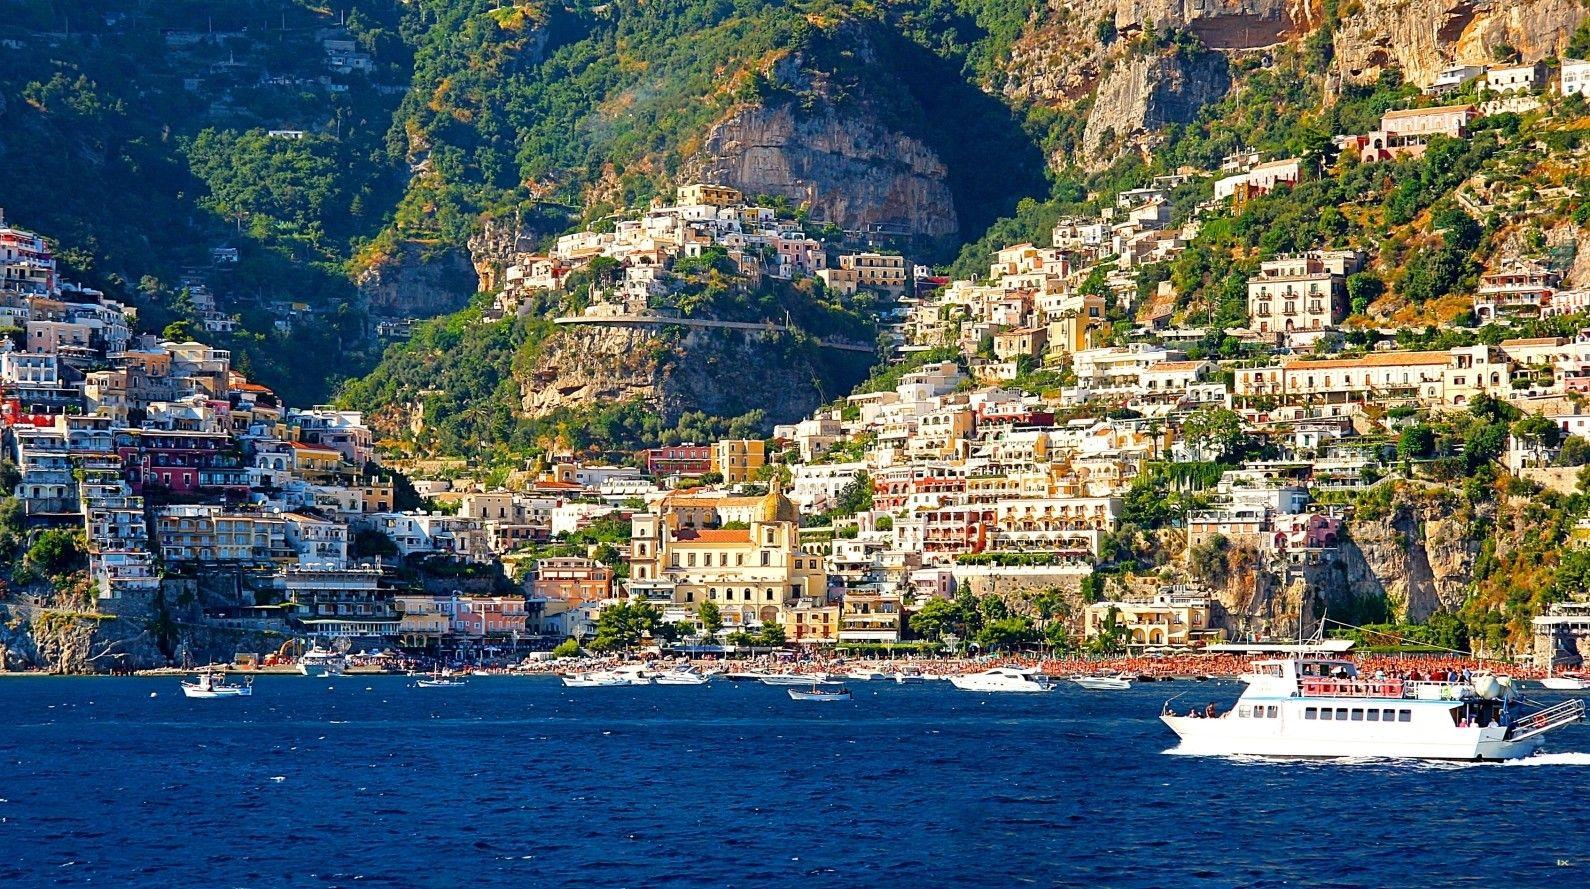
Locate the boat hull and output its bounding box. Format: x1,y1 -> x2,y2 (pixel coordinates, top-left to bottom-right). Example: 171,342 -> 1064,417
1539,677 -> 1588,690
1071,677 -> 1132,690
654,675 -> 709,685
948,677 -> 1051,692
1161,714 -> 1547,761
789,690 -> 851,701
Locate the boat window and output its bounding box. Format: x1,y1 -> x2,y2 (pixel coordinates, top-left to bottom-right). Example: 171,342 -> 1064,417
1319,708 -> 1332,720
1367,710 -> 1379,722
1266,706 -> 1278,718
1398,710 -> 1412,722
1238,706 -> 1251,718
1305,707 -> 1317,720
1336,708 -> 1348,720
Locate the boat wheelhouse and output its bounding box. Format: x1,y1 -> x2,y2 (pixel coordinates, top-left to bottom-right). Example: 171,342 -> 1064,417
1162,657 -> 1583,761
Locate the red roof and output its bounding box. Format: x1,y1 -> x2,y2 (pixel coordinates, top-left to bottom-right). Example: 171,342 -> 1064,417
674,528 -> 753,543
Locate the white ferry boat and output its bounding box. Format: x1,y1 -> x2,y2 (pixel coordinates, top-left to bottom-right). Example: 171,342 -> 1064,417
1163,657 -> 1584,761
654,667 -> 710,685
950,667 -> 1052,693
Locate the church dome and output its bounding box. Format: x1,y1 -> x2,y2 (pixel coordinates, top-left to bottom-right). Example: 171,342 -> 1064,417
758,488 -> 798,524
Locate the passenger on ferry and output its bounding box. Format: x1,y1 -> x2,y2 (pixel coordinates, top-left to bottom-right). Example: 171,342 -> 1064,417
1205,702 -> 1218,718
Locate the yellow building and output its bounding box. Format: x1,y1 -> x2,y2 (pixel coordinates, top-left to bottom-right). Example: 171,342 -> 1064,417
1085,592 -> 1222,648
676,183 -> 743,207
710,438 -> 766,483
629,491 -> 826,631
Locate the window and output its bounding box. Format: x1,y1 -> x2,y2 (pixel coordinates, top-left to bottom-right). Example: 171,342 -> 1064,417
1320,708 -> 1333,721
708,588 -> 717,600
1336,708 -> 1349,721
1266,706 -> 1278,718
1350,709 -> 1364,721
1367,709 -> 1379,722
1305,707 -> 1318,720
1398,710 -> 1412,722
1238,706 -> 1252,718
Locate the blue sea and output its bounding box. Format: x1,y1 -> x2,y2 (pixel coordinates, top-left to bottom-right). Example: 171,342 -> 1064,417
1,676 -> 1589,888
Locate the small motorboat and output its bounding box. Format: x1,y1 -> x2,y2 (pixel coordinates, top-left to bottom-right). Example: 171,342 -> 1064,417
893,667 -> 926,684
561,673 -> 618,687
416,676 -> 466,688
845,670 -> 886,681
789,684 -> 851,702
1071,675 -> 1132,691
760,673 -> 826,686
181,670 -> 252,698
1540,675 -> 1590,690
654,667 -> 710,685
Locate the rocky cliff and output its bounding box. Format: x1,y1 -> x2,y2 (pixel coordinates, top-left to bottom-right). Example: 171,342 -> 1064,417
519,323 -> 870,427
684,103 -> 957,242
357,240 -> 477,320
1080,47 -> 1232,168
1334,0 -> 1587,86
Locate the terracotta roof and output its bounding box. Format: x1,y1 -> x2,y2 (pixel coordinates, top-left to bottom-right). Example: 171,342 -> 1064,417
1383,104 -> 1475,119
1145,360 -> 1209,373
1500,337 -> 1567,347
1283,351 -> 1450,370
674,528 -> 753,544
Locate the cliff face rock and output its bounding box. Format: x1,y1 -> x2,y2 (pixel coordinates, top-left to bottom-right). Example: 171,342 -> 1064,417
684,103 -> 957,242
519,324 -> 869,427
1333,507 -> 1475,622
1335,0 -> 1587,86
357,240 -> 477,319
1080,48 -> 1232,169
1118,0 -> 1302,46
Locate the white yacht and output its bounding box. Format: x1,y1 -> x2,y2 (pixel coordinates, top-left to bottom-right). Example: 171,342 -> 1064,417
1540,675 -> 1589,691
609,664 -> 654,685
760,673 -> 827,686
950,667 -> 1052,693
297,645 -> 346,676
560,672 -> 627,687
654,667 -> 710,685
1071,675 -> 1132,691
181,671 -> 253,699
1163,657 -> 1585,761
845,669 -> 887,682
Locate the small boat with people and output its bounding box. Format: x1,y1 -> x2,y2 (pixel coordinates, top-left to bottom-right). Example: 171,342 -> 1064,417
415,669 -> 466,688
789,684 -> 852,702
181,670 -> 253,699
845,669 -> 887,681
950,667 -> 1053,693
1162,656 -> 1585,761
1071,675 -> 1132,691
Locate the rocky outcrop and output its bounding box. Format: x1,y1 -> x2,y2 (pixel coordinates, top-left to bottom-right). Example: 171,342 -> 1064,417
357,240 -> 477,319
1335,0 -> 1588,86
1080,47 -> 1231,168
519,323 -> 870,428
683,103 -> 957,242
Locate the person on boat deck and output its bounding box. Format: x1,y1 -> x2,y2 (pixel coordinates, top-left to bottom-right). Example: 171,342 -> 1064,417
1204,702 -> 1218,718
1187,707 -> 1201,718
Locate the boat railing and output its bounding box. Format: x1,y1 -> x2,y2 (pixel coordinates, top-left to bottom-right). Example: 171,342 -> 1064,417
1508,698 -> 1586,742
1298,677 -> 1410,698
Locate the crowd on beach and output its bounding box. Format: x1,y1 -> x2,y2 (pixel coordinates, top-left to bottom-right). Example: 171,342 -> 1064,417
446,650 -> 1545,681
